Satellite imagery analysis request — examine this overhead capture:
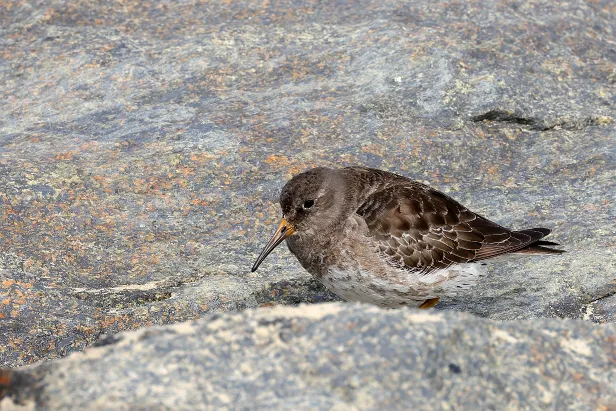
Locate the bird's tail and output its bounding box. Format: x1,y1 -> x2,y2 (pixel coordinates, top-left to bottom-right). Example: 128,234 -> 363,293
516,228 -> 565,255
516,244 -> 565,255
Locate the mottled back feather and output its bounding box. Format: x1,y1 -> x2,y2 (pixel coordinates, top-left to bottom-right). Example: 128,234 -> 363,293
355,182 -> 562,274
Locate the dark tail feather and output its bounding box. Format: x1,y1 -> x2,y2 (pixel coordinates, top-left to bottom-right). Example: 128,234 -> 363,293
535,239 -> 560,246
528,227 -> 552,236
516,244 -> 566,255
473,227 -> 565,261
515,227 -> 565,255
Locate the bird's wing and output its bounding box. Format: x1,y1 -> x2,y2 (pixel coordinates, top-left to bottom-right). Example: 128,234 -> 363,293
355,184 -> 550,273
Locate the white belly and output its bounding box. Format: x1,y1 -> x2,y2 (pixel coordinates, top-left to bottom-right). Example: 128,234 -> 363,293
320,263 -> 485,308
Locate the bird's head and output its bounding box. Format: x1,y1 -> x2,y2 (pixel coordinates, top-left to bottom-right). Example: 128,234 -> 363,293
251,167 -> 349,272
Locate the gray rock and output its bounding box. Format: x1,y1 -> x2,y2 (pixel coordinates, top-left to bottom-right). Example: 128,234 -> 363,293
1,0 -> 615,368
2,303 -> 616,410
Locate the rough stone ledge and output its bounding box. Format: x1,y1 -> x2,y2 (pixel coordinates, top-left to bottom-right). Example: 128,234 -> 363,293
1,302 -> 615,410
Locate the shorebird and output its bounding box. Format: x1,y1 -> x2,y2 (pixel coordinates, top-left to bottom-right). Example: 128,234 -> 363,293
251,166 -> 564,308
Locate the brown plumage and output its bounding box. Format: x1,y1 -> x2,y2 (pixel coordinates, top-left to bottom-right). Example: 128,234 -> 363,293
252,166 -> 564,308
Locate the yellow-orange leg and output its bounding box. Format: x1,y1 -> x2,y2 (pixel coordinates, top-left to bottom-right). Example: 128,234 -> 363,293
418,298 -> 440,309
0,368 -> 11,400
0,369 -> 10,387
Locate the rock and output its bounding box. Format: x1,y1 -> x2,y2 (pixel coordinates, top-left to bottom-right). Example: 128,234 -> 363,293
2,303 -> 615,410
1,0 -> 615,368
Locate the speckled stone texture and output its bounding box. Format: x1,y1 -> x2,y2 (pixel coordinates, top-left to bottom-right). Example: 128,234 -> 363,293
1,0 -> 615,368
2,303 -> 616,410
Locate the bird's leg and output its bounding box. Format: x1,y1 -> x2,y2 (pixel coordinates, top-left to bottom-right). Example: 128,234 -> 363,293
0,368 -> 12,400
418,298 -> 439,309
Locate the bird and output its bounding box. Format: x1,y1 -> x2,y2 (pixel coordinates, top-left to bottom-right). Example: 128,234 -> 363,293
251,166 -> 564,309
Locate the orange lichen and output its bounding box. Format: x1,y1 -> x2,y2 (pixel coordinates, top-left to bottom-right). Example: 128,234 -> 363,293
1,280 -> 15,288
55,152 -> 75,161
264,154 -> 291,166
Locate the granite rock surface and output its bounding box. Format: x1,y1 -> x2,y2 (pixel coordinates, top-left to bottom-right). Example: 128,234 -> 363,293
1,0 -> 615,367
2,303 -> 616,410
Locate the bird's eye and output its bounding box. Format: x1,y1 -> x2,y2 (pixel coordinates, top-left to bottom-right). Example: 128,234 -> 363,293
302,200 -> 315,210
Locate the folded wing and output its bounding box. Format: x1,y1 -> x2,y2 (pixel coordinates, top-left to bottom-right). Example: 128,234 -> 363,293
356,183 -> 561,273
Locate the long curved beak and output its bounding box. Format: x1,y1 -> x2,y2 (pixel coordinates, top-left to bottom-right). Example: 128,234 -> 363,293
251,218 -> 295,272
